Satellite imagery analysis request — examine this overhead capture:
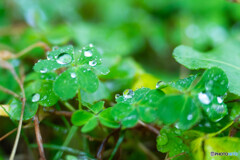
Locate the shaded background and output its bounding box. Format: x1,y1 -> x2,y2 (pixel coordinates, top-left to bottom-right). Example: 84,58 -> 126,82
0,0 -> 240,159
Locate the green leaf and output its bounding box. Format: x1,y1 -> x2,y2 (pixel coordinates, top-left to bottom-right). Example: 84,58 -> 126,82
71,110 -> 94,126
173,42 -> 240,95
111,103 -> 134,121
38,80 -> 59,107
89,101 -> 104,114
81,117 -> 98,133
33,60 -> 62,73
77,44 -> 102,66
9,98 -> 38,120
81,82 -> 111,106
121,109 -> 139,128
169,75 -> 198,92
138,106 -> 157,123
76,67 -> 99,93
205,137 -> 240,160
194,67 -> 228,95
34,45 -> 74,73
53,67 -> 79,100
93,65 -> 110,75
98,108 -> 120,128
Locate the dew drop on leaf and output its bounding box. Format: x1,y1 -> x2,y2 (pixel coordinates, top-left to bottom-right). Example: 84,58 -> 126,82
123,89 -> 134,99
157,133 -> 168,145
71,73 -> 77,78
40,68 -> 48,73
32,93 -> 40,102
156,81 -> 167,89
115,94 -> 120,99
84,50 -> 93,57
187,114 -> 193,120
56,53 -> 72,64
198,92 -> 211,105
89,60 -> 97,66
217,97 -> 223,104
89,43 -> 93,47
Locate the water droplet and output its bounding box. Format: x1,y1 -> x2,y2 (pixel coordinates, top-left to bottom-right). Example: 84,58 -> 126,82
84,50 -> 92,57
205,80 -> 213,91
32,93 -> 40,102
157,133 -> 168,145
89,43 -> 93,47
123,89 -> 134,99
198,92 -> 211,105
71,73 -> 77,78
115,94 -> 120,99
89,60 -> 97,66
56,53 -> 72,64
40,68 -> 48,73
156,81 -> 167,89
41,95 -> 47,100
217,97 -> 223,104
187,114 -> 193,120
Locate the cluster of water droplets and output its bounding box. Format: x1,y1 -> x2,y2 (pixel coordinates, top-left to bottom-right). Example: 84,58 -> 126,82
123,89 -> 134,99
79,44 -> 101,67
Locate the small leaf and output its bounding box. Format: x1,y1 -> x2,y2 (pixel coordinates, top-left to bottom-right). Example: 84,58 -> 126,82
76,67 -> 99,93
111,103 -> 134,121
138,106 -> 157,123
98,108 -> 120,128
89,101 -> 104,114
54,67 -> 79,100
9,98 -> 38,120
71,110 -> 94,126
169,74 -> 198,92
81,117 -> 98,133
121,109 -> 139,128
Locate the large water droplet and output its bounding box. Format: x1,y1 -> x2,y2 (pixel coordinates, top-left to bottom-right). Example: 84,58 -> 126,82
89,60 -> 97,66
123,89 -> 134,99
89,43 -> 94,47
156,81 -> 167,89
187,114 -> 193,120
71,73 -> 77,78
40,68 -> 48,73
217,97 -> 223,104
84,50 -> 92,57
198,92 -> 211,105
32,93 -> 40,102
56,53 -> 72,64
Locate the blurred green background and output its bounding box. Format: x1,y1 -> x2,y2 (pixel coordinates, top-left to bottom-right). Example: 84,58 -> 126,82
1,0 -> 240,159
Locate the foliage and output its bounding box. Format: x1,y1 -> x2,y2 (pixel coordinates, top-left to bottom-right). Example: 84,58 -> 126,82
0,0 -> 240,160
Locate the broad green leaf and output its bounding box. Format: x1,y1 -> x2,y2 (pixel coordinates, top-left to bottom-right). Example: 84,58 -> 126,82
157,127 -> 188,158
71,110 -> 94,126
111,103 -> 134,121
34,45 -> 74,73
81,82 -> 111,106
121,109 -> 139,128
54,68 -> 79,100
194,67 -> 228,95
169,75 -> 198,92
89,101 -> 104,114
173,42 -> 240,95
81,117 -> 98,133
9,98 -> 38,120
98,108 -> 120,128
77,44 -> 102,66
205,137 -> 240,160
76,67 -> 99,93
138,106 -> 157,123
33,60 -> 63,73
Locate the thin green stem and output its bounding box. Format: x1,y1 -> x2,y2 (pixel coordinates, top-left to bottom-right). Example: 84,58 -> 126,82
109,133 -> 124,160
208,121 -> 234,138
78,89 -> 82,110
53,126 -> 78,160
61,101 -> 75,112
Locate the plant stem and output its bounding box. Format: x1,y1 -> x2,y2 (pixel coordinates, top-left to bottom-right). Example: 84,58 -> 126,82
53,126 -> 78,160
78,89 -> 82,110
0,85 -> 20,99
138,120 -> 159,135
61,101 -> 75,111
109,133 -> 124,160
34,114 -> 46,160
